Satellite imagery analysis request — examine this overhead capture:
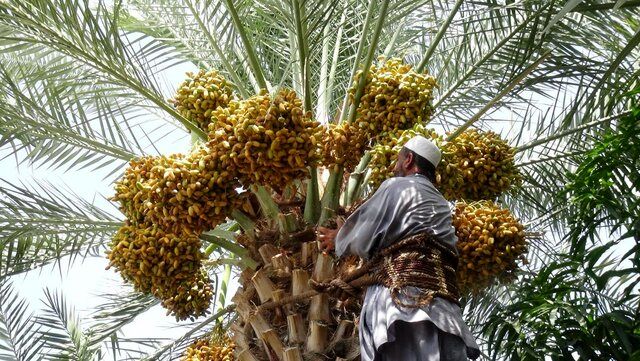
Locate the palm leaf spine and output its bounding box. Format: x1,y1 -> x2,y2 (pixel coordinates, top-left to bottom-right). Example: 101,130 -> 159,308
346,151 -> 372,205
417,0 -> 464,73
221,0 -> 268,90
517,110 -> 632,152
346,0 -> 391,125
183,0 -> 250,99
434,7 -> 545,108
338,0 -> 377,123
291,0 -> 312,111
447,51 -> 551,141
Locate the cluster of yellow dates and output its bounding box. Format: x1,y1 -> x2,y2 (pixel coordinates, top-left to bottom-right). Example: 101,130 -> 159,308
171,69 -> 234,131
453,201 -> 527,293
208,89 -> 322,190
320,122 -> 369,170
112,148 -> 243,235
109,145 -> 243,319
182,335 -> 235,361
438,129 -> 522,201
106,224 -> 213,320
321,58 -> 438,170
350,58 -> 437,134
110,73 -> 323,320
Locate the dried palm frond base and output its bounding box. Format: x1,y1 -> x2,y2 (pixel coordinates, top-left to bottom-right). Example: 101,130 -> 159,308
229,209 -> 363,361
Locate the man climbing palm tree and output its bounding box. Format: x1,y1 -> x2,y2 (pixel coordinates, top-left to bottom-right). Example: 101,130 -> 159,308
318,136 -> 480,361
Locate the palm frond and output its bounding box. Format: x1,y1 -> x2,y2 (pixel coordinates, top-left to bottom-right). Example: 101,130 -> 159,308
0,58 -> 144,174
0,0 -> 205,139
429,1 -> 638,129
102,336 -> 167,361
0,180 -> 122,277
474,241 -> 640,359
0,282 -> 44,361
87,290 -> 160,360
141,305 -> 235,361
37,288 -> 97,360
124,0 -> 256,98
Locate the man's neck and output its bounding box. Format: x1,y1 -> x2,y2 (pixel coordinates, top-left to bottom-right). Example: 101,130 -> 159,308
408,172 -> 432,183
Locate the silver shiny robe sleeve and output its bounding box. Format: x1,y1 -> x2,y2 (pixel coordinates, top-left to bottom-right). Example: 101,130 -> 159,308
335,175 -> 457,259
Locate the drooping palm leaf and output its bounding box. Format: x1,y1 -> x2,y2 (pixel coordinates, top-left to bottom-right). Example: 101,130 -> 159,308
36,288 -> 98,360
0,180 -> 122,277
140,306 -> 235,361
0,0 -> 205,139
86,290 -> 161,360
0,282 -> 44,361
0,58 -> 143,175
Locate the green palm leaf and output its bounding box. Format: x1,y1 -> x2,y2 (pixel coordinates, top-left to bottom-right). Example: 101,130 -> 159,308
141,305 -> 235,361
86,291 -> 160,360
0,0 -> 204,139
0,59 -> 142,174
0,180 -> 121,277
37,289 -> 97,360
0,282 -> 44,361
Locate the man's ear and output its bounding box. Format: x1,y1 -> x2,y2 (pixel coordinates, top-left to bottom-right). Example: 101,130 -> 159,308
404,151 -> 414,168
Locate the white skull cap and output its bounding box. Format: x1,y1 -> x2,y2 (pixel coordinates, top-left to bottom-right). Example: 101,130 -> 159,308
403,135 -> 441,167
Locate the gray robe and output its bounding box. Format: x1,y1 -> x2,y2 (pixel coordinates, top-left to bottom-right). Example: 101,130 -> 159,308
335,174 -> 480,361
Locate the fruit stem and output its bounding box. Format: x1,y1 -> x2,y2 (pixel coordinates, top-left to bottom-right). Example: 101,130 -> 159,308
231,210 -> 256,240
204,243 -> 218,257
252,185 -> 280,222
291,0 -> 312,111
346,151 -> 372,205
319,166 -> 344,225
304,167 -> 321,224
215,263 -> 232,319
201,233 -> 257,269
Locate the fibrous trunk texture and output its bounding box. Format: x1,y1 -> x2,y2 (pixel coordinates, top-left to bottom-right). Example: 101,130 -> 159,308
230,210 -> 361,361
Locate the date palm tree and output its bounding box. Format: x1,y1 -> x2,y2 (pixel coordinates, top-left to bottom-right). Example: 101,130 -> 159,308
0,0 -> 638,359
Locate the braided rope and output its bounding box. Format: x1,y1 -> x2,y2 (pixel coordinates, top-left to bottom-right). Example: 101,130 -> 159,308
312,232 -> 460,307
375,233 -> 460,307
257,233 -> 460,311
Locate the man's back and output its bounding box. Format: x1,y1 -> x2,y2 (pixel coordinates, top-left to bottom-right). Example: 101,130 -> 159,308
336,174 -> 457,259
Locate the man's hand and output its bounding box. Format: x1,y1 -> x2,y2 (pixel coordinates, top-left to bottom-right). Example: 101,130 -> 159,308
316,218 -> 344,252
316,226 -> 337,251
